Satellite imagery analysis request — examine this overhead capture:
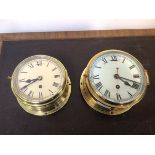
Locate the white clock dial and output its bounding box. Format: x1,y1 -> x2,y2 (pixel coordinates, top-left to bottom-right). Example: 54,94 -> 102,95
12,55 -> 65,103
89,50 -> 145,104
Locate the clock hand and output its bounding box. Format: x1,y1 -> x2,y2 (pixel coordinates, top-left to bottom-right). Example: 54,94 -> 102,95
114,74 -> 131,86
19,78 -> 42,83
114,74 -> 140,89
116,67 -> 119,74
117,77 -> 131,86
25,78 -> 40,83
20,76 -> 42,90
119,76 -> 141,84
116,67 -> 119,94
119,76 -> 141,89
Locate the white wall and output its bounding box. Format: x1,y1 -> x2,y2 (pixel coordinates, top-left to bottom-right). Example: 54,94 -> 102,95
0,0 -> 155,33
0,19 -> 155,33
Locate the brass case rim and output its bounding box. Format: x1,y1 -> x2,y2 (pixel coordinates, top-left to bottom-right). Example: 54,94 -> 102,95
16,76 -> 71,116
11,55 -> 67,104
85,49 -> 148,108
80,49 -> 149,115
80,69 -> 131,115
11,55 -> 72,116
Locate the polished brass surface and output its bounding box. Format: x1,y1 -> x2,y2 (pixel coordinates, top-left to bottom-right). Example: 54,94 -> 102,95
80,50 -> 150,115
80,69 -> 131,115
11,55 -> 71,116
16,77 -> 71,116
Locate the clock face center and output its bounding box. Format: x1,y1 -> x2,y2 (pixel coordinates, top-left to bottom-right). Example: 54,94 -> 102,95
38,76 -> 43,81
114,74 -> 119,79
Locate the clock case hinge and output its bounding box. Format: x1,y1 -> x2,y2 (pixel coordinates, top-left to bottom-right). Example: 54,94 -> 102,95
144,69 -> 150,86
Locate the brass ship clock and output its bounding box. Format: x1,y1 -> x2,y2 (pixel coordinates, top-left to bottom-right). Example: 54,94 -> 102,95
80,49 -> 150,115
11,55 -> 71,116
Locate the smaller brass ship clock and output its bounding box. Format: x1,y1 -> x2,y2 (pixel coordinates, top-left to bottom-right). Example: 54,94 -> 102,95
80,49 -> 150,115
11,55 -> 71,116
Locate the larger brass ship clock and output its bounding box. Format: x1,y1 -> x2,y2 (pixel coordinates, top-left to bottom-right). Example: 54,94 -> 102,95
80,49 -> 150,115
11,55 -> 71,116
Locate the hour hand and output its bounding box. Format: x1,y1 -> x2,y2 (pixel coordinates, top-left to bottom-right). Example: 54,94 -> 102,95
25,79 -> 33,83
25,78 -> 39,83
23,76 -> 43,83
20,78 -> 40,83
20,76 -> 42,90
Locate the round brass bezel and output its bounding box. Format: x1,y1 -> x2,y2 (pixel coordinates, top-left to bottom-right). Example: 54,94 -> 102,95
80,69 -> 131,115
11,55 -> 71,116
81,49 -> 148,111
11,55 -> 67,104
16,76 -> 71,116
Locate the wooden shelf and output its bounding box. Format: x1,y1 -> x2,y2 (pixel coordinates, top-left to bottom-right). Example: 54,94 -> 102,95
0,29 -> 155,41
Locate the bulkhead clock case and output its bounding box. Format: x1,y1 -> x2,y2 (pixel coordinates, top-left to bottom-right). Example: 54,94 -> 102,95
80,49 -> 150,115
11,55 -> 71,116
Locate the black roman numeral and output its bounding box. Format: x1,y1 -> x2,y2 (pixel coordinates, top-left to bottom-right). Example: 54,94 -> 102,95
28,91 -> 34,97
129,65 -> 135,70
104,89 -> 110,98
49,89 -> 54,95
47,60 -> 51,67
54,75 -> 60,78
111,56 -> 117,61
52,67 -> 57,71
116,93 -> 121,101
122,57 -> 126,63
36,60 -> 42,66
133,74 -> 140,78
95,82 -> 103,91
93,75 -> 99,79
128,91 -> 133,97
28,64 -> 34,68
21,71 -> 27,73
39,92 -> 43,98
23,87 -> 28,92
132,82 -> 140,89
53,82 -> 59,87
102,57 -> 108,63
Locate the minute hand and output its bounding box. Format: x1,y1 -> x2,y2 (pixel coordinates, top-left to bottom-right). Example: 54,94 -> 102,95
119,76 -> 141,90
119,76 -> 141,84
